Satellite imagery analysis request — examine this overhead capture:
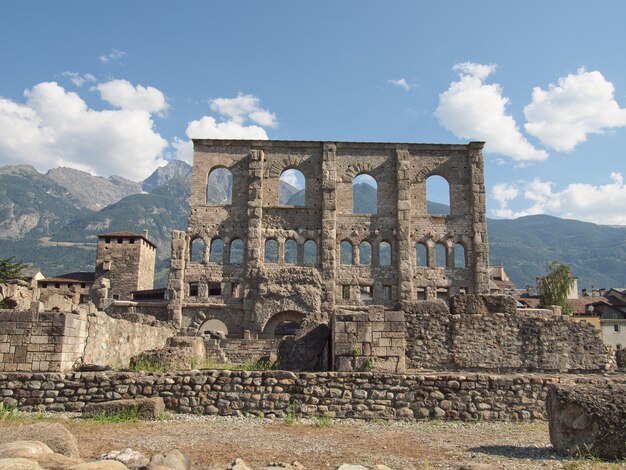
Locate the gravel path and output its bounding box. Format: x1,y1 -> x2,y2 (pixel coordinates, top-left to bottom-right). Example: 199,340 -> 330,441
1,414 -> 620,469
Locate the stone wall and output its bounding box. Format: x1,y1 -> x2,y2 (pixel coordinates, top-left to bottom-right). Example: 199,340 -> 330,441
0,305 -> 174,372
333,306 -> 406,373
404,298 -> 613,372
1,369 -> 623,422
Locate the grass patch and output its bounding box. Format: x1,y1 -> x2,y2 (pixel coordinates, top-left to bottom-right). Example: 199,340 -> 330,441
201,359 -> 275,371
312,412 -> 333,428
0,402 -> 18,421
127,357 -> 171,373
284,403 -> 297,426
90,406 -> 141,423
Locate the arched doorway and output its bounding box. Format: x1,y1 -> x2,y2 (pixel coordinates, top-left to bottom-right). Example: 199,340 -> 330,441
198,319 -> 229,337
262,311 -> 305,338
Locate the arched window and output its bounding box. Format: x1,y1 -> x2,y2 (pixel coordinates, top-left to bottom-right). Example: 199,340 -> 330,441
352,174 -> 377,214
379,241 -> 392,266
435,243 -> 447,268
303,239 -> 317,266
229,239 -> 244,264
340,240 -> 353,265
416,243 -> 428,267
426,175 -> 450,215
209,238 -> 223,264
454,243 -> 466,268
264,239 -> 278,263
190,238 -> 205,263
284,239 -> 297,264
359,241 -> 372,265
207,168 -> 233,205
279,169 -> 305,206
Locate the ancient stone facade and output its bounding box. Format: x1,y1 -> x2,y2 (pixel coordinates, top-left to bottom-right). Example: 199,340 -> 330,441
2,369 -> 624,422
167,140 -> 490,337
95,231 -> 156,301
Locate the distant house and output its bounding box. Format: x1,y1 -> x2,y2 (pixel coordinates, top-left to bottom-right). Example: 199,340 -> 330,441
488,265 -> 517,296
37,272 -> 95,304
22,267 -> 45,289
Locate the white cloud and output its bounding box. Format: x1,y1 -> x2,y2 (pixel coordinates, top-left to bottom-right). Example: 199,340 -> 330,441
172,93 -> 276,163
436,62 -> 548,162
279,168 -> 300,188
0,81 -> 167,180
489,173 -> 626,225
388,78 -> 412,92
96,79 -> 169,115
62,71 -> 96,87
99,49 -> 127,63
524,68 -> 626,152
210,93 -> 277,127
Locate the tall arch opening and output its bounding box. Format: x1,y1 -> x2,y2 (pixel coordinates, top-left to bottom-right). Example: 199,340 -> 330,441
284,239 -> 297,264
264,239 -> 278,263
454,243 -> 466,268
340,240 -> 353,265
416,243 -> 428,267
190,238 -> 205,263
207,168 -> 233,205
303,239 -> 317,266
279,169 -> 305,206
352,174 -> 377,214
209,238 -> 223,264
229,239 -> 244,264
262,311 -> 305,338
379,241 -> 392,266
426,175 -> 450,215
359,241 -> 372,265
435,243 -> 447,268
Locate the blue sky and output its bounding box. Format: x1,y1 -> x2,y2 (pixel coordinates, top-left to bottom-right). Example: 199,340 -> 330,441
1,1 -> 625,223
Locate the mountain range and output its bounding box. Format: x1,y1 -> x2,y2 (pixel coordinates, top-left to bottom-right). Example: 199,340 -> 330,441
0,160 -> 624,290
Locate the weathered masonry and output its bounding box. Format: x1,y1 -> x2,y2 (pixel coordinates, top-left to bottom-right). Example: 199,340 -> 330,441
168,140 -> 490,337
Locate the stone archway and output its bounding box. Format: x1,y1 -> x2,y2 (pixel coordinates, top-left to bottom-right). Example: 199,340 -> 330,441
261,311 -> 306,338
198,319 -> 229,337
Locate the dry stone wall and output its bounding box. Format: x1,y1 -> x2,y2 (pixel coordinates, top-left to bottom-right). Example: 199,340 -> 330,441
1,369 -> 623,422
0,305 -> 174,372
404,298 -> 613,372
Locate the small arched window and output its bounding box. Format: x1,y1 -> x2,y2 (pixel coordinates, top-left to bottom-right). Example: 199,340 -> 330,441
359,241 -> 372,265
303,240 -> 317,266
229,239 -> 244,264
454,243 -> 466,268
264,239 -> 278,263
379,241 -> 392,266
416,243 -> 428,267
352,174 -> 377,214
279,169 -> 305,206
340,240 -> 353,265
426,175 -> 450,215
190,238 -> 205,263
209,238 -> 223,264
207,168 -> 233,205
435,243 -> 447,268
284,239 -> 297,264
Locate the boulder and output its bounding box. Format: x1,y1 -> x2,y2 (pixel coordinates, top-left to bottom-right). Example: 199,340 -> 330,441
546,383 -> 626,459
148,449 -> 191,470
31,453 -> 84,468
0,423 -> 80,457
98,449 -> 149,469
0,458 -> 44,470
82,397 -> 165,420
0,441 -> 53,459
226,459 -> 251,470
68,462 -> 129,469
277,322 -> 331,371
203,329 -> 226,340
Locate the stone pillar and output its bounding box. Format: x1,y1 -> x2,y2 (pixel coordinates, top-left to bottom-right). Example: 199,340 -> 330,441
396,147 -> 413,303
320,143 -> 337,318
468,142 -> 490,294
167,230 -> 187,328
244,149 -> 265,329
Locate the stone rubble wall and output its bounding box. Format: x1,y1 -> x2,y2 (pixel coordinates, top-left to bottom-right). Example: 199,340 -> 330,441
1,369 -> 623,422
0,306 -> 175,372
333,306 -> 406,373
404,298 -> 613,372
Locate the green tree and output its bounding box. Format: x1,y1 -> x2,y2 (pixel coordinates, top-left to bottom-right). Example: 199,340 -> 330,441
0,257 -> 26,284
539,261 -> 575,314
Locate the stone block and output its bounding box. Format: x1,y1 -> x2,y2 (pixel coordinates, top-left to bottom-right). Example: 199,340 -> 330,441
82,397 -> 165,420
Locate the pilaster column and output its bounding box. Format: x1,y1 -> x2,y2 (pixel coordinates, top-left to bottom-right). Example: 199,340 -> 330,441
468,142 -> 490,294
321,143 -> 337,317
395,147 -> 413,303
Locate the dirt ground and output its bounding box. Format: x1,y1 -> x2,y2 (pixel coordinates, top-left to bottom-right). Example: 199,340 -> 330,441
1,414 -> 623,470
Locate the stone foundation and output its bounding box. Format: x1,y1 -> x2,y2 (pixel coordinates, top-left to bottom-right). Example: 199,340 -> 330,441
1,370 -> 623,422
